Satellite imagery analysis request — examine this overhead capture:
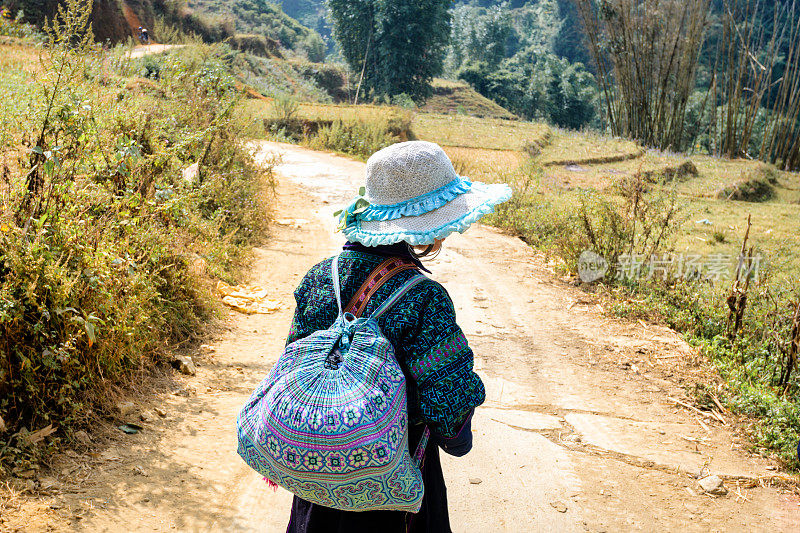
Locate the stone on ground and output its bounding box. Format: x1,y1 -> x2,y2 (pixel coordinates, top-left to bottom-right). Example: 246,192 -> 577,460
117,402 -> 136,417
697,474 -> 728,495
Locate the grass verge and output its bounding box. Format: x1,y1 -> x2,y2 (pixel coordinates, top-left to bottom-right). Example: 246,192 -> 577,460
486,157 -> 800,469
0,5 -> 272,475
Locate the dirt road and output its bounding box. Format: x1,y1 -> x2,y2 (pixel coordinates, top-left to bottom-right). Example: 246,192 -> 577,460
127,45 -> 184,59
6,142 -> 799,532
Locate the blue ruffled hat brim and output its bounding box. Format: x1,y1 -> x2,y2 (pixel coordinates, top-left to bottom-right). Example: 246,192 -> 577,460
357,177 -> 472,222
342,181 -> 512,246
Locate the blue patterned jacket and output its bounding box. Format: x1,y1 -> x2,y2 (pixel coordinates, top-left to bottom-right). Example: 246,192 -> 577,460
286,248 -> 484,449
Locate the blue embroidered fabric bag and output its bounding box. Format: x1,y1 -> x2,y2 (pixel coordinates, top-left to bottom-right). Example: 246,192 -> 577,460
236,254 -> 429,512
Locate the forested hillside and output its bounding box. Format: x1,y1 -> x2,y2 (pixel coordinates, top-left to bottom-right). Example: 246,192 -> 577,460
188,0 -> 325,61
278,0 -> 330,47
1,0 -> 325,60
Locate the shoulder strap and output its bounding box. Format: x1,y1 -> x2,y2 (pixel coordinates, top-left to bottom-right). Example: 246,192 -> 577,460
368,275 -> 425,320
345,256 -> 419,318
331,254 -> 344,316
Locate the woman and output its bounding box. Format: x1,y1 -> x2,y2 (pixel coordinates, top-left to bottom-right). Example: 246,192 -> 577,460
285,141 -> 511,532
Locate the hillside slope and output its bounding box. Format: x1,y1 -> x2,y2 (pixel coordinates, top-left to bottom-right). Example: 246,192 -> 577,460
277,0 -> 329,43
9,0 -> 142,41
187,0 -> 325,60
5,0 -> 323,54
420,79 -> 517,120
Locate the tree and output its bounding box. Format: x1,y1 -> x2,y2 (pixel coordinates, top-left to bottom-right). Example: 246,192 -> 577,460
552,0 -> 592,68
458,50 -> 598,129
574,0 -> 711,151
328,0 -> 451,102
447,3 -> 513,72
573,0 -> 800,168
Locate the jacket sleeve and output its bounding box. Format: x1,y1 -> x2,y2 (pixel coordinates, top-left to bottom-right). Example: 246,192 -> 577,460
401,282 -> 485,446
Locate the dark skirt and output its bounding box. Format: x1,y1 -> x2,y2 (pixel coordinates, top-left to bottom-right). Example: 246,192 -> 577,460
286,426 -> 452,533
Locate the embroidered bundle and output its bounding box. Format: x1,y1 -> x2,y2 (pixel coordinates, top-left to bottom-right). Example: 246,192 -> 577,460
237,255 -> 429,512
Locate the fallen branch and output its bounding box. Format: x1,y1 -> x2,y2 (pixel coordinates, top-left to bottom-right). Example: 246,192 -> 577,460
679,434 -> 708,444
695,416 -> 711,432
666,396 -> 723,423
710,394 -> 728,414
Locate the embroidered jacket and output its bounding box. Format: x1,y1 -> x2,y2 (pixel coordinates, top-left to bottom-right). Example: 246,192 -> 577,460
286,249 -> 484,440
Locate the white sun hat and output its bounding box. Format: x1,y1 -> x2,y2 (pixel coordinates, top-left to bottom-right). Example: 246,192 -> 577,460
337,141 -> 512,246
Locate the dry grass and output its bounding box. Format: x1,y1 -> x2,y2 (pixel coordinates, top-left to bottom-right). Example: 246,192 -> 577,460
442,146 -> 526,183
241,98 -> 400,124
673,197 -> 800,281
540,151 -> 692,191
0,41 -> 40,73
240,85 -> 800,283
413,113 -> 550,151
535,130 -> 643,166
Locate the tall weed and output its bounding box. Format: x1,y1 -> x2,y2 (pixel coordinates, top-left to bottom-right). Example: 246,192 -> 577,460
305,119 -> 399,159
301,108 -> 413,159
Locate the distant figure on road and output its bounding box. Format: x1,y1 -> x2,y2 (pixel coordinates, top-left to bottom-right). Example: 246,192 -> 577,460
236,141 -> 512,532
138,26 -> 149,44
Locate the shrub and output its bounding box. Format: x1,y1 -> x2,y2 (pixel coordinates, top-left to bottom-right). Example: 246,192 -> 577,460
225,33 -> 282,58
298,107 -> 413,159
391,93 -> 417,110
271,93 -> 298,122
546,176 -> 685,278
640,160 -> 699,183
292,61 -> 349,102
715,163 -> 779,202
305,119 -> 399,159
0,2 -> 272,472
0,6 -> 40,39
485,163 -> 574,251
301,33 -> 326,63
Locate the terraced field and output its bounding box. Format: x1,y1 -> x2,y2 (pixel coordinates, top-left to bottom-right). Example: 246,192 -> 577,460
246,96 -> 800,278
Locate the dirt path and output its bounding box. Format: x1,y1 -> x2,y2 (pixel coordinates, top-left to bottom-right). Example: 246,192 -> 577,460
4,142 -> 799,532
127,45 -> 184,59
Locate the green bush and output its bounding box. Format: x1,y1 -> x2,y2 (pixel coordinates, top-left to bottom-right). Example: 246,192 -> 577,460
305,119 -> 399,159
297,107 -> 413,159
0,5 -> 40,39
271,93 -> 298,121
292,61 -> 349,102
0,2 -> 271,473
225,33 -> 281,58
